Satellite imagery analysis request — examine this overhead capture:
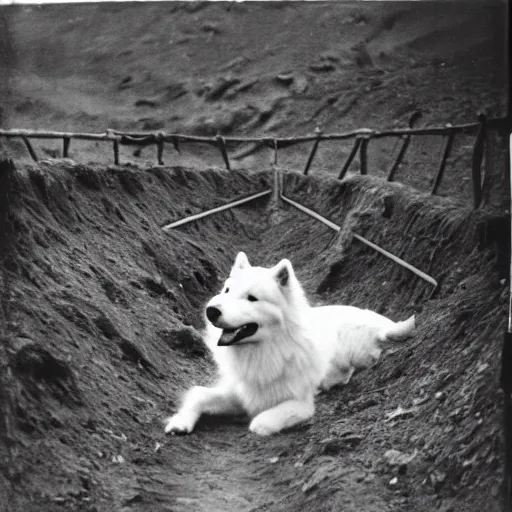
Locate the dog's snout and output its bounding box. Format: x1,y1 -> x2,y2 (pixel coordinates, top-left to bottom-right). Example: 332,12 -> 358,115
206,306 -> 222,323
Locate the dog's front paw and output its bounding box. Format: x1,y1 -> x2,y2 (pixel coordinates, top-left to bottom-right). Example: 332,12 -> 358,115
164,413 -> 195,435
249,416 -> 279,436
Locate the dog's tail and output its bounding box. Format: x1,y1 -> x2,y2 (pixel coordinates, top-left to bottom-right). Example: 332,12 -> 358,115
381,315 -> 415,342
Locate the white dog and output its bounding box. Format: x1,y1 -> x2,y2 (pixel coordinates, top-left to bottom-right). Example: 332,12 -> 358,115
164,252 -> 415,436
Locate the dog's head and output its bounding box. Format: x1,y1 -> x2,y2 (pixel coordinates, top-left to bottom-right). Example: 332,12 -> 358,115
205,252 -> 305,346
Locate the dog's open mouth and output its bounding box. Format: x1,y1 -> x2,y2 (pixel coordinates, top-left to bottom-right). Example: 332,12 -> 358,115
217,323 -> 259,346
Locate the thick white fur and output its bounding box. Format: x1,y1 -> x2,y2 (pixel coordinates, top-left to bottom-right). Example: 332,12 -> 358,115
164,252 -> 415,436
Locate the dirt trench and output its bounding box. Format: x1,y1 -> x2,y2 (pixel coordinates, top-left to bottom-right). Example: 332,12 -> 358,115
0,159 -> 507,512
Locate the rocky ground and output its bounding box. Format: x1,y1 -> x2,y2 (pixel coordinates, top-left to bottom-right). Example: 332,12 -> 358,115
0,2 -> 509,512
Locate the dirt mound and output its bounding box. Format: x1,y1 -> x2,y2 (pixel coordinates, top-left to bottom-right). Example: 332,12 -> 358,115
0,158 -> 506,512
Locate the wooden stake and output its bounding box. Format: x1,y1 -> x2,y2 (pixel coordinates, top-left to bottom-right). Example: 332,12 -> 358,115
216,135 -> 231,171
156,133 -> 164,165
387,112 -> 421,181
21,136 -> 38,162
303,129 -> 322,176
471,113 -> 487,209
359,137 -> 369,175
338,138 -> 361,180
386,134 -> 411,181
113,139 -> 120,165
431,126 -> 455,195
63,136 -> 71,158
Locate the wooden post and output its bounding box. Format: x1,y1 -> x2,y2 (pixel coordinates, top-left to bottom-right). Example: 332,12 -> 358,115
471,113 -> 487,209
359,137 -> 369,175
156,132 -> 164,165
216,135 -> 231,171
106,130 -> 120,165
21,136 -> 38,162
303,128 -> 322,176
386,134 -> 410,181
63,137 -> 71,158
480,128 -> 492,206
113,139 -> 120,165
338,138 -> 361,180
171,136 -> 180,154
430,125 -> 455,195
386,112 -> 421,181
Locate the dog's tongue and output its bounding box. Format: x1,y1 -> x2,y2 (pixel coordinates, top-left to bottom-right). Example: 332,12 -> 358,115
217,323 -> 258,346
218,327 -> 241,346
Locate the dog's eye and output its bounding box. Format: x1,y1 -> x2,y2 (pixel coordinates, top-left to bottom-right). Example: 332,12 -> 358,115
224,287 -> 230,293
247,295 -> 258,302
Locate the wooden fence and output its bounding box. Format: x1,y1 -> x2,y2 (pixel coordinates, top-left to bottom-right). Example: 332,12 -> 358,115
0,113 -> 507,209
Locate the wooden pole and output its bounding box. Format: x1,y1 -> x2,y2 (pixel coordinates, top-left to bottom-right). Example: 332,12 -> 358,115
156,133 -> 164,165
359,137 -> 369,175
387,111 -> 422,182
162,190 -> 272,231
113,139 -> 120,165
386,134 -> 410,181
0,117 -> 506,147
216,135 -> 231,171
431,126 -> 455,195
471,113 -> 487,209
338,138 -> 361,180
21,136 -> 38,161
303,129 -> 322,176
280,193 -> 438,288
63,136 -> 71,158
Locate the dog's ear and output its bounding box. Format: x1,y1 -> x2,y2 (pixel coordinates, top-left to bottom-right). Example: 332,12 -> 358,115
272,259 -> 293,287
231,251 -> 251,273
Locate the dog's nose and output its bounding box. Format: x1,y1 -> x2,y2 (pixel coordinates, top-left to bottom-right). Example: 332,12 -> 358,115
206,306 -> 221,323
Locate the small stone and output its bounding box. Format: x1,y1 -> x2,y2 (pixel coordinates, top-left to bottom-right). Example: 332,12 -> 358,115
477,363 -> 489,373
385,406 -> 418,421
201,22 -> 221,34
269,456 -> 279,464
319,52 -> 339,62
291,75 -> 308,94
429,470 -> 446,490
412,396 -> 429,406
389,477 -> 398,486
309,61 -> 335,72
276,73 -> 294,85
384,449 -> 418,472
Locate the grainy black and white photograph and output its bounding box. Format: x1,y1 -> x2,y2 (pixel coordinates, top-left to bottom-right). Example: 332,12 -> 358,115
0,0 -> 510,511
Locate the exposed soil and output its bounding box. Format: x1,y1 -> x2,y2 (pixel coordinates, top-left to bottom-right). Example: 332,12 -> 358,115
0,2 -> 509,512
